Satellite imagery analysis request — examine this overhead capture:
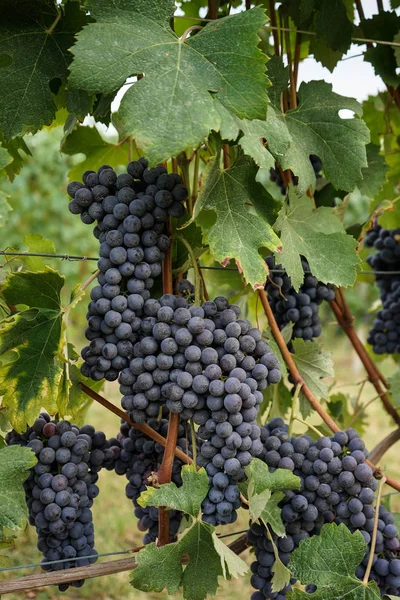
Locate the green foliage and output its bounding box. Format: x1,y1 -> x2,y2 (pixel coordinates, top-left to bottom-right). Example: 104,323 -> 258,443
194,150 -> 281,288
288,523 -> 382,599
274,189 -> 360,290
0,445 -> 37,530
70,2 -> 269,164
0,1 -> 89,139
315,0 -> 352,53
138,464 -> 210,517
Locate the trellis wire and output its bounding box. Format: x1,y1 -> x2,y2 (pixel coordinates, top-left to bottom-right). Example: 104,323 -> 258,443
1,251 -> 399,276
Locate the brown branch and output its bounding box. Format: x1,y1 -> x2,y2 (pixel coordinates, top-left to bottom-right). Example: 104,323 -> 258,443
258,289 -> 400,493
0,534 -> 249,595
79,383 -> 192,465
329,298 -> 400,428
376,0 -> 383,11
258,290 -> 339,432
293,32 -> 301,90
208,0 -> 217,20
284,16 -> 297,110
369,428 -> 400,464
157,412 -> 181,546
268,0 -> 280,56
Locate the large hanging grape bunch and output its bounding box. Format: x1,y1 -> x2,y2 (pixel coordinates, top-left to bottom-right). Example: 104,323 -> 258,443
365,224 -> 400,354
265,256 -> 335,342
247,418 -> 400,599
6,414 -> 116,591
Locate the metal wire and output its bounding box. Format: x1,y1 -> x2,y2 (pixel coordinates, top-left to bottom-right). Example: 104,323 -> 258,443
1,251 -> 400,277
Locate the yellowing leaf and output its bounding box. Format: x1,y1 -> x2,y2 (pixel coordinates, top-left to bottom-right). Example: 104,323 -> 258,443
0,446 -> 36,530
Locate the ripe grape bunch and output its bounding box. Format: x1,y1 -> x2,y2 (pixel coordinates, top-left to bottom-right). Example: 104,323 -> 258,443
66,158 -> 188,382
6,414 -> 116,591
247,418 -> 400,599
269,155 -> 323,195
365,224 -> 400,354
118,288 -> 282,526
265,256 -> 335,342
112,414 -> 193,544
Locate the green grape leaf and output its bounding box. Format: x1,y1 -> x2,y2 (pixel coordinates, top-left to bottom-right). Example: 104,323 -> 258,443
6,234 -> 57,272
212,532 -> 249,579
0,446 -> 37,530
0,269 -> 65,431
291,339 -> 334,406
315,0 -> 352,53
362,12 -> 400,88
138,464 -> 210,517
57,363 -> 103,424
69,2 -> 269,164
327,393 -> 367,435
287,523 -> 382,600
0,1 -> 88,139
61,125 -> 133,181
132,520 -> 241,600
309,37 -> 342,72
267,56 -> 289,109
273,81 -> 370,193
0,136 -> 32,181
260,492 -> 286,537
274,190 -> 360,290
0,147 -> 12,171
245,458 -> 300,525
194,150 -> 281,289
0,191 -> 12,229
271,543 -> 291,592
358,144 -> 389,198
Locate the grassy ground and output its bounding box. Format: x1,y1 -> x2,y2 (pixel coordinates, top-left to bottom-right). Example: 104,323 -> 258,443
2,328 -> 399,600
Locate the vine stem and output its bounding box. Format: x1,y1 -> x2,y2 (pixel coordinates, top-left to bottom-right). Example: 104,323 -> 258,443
329,295 -> 399,427
268,0 -> 280,56
179,236 -> 202,306
257,290 -> 400,492
369,429 -> 400,464
79,383 -> 192,465
288,383 -> 302,435
46,9 -> 61,35
157,231 -> 179,545
294,417 -> 324,439
363,476 -> 386,584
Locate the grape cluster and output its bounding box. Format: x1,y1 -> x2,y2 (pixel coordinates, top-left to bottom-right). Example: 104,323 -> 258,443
365,225 -> 400,354
117,291 -> 282,526
247,418 -> 400,599
265,256 -> 335,342
6,414 -> 115,591
66,159 -> 188,381
112,415 -> 192,544
269,155 -> 323,196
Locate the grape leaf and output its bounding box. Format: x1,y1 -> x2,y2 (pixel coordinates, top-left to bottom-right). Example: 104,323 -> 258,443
0,269 -> 64,431
260,492 -> 286,537
358,144 -> 389,198
0,0 -> 88,139
6,234 -> 56,272
287,523 -> 382,600
0,446 -> 36,530
273,81 -> 370,193
69,1 -> 269,163
61,125 -> 133,181
0,136 -> 32,181
212,532 -> 249,579
138,464 -> 209,517
193,150 -> 281,289
132,520 -> 245,600
57,363 -> 104,424
362,12 -> 400,88
274,190 -> 360,290
271,540 -> 291,592
309,37 -> 342,72
267,56 -> 289,109
0,147 -> 12,171
315,0 -> 352,53
291,339 -> 334,406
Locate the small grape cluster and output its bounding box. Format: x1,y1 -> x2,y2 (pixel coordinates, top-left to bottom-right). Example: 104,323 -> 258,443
112,415 -> 192,544
6,414 -> 115,591
247,418 -> 400,599
265,256 -> 335,342
365,225 -> 400,354
269,155 -> 323,195
66,159 -> 188,381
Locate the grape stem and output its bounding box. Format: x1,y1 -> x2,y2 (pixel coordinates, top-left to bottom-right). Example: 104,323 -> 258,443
288,383 -> 302,435
257,290 -> 400,492
363,476 -> 386,585
369,428 -> 400,464
268,0 -> 280,56
157,412 -> 181,546
79,383 -> 192,465
330,292 -> 400,428
179,236 -> 202,305
294,417 -> 324,439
